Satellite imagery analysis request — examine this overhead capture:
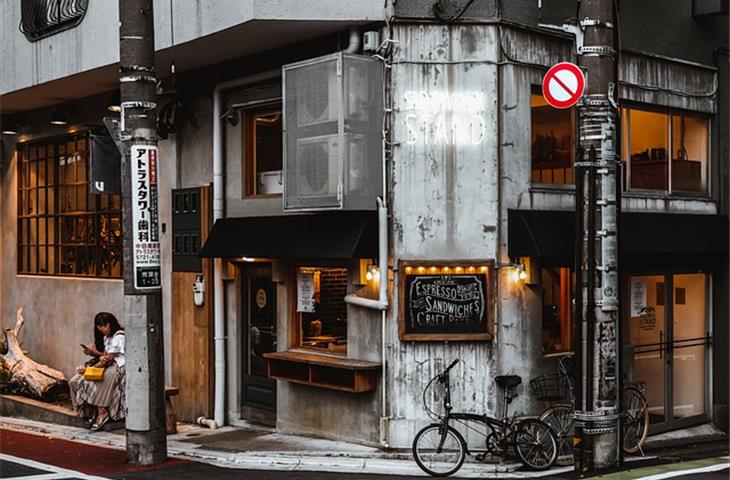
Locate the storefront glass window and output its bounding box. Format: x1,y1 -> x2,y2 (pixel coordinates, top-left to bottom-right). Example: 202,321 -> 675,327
624,106 -> 709,195
541,267 -> 573,355
671,114 -> 709,193
17,133 -> 122,278
244,106 -> 283,196
296,266 -> 348,354
531,93 -> 575,185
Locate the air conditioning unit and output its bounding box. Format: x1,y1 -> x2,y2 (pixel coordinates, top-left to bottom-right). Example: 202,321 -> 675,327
296,136 -> 340,198
283,52 -> 383,211
295,61 -> 339,127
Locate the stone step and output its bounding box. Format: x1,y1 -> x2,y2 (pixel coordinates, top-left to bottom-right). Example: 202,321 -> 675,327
0,394 -> 88,429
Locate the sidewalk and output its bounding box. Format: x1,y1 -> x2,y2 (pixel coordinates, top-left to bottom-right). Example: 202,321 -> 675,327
0,415 -> 571,478
1,393 -> 727,479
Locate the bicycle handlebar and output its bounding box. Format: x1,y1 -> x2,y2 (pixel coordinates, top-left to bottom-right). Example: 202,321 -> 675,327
443,359 -> 459,375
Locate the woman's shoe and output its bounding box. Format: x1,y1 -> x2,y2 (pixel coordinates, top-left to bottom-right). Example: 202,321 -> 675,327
90,414 -> 110,432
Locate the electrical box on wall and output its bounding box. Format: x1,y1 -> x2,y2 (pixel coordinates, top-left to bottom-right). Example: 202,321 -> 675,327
282,52 -> 384,211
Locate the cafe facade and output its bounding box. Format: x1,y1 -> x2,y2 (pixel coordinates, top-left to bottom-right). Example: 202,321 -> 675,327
1,1 -> 727,448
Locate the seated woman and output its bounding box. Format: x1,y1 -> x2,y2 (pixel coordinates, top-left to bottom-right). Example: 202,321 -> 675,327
68,312 -> 125,431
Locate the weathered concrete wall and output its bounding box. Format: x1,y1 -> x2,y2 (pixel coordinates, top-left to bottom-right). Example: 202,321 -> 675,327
0,0 -> 385,96
387,23 -> 501,448
394,0 -> 497,20
499,0 -> 727,65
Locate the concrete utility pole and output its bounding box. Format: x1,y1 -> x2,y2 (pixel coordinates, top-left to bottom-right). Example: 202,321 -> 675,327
119,0 -> 167,465
574,0 -> 621,472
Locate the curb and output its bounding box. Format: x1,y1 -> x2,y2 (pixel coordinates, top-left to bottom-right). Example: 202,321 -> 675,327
0,417 -> 573,478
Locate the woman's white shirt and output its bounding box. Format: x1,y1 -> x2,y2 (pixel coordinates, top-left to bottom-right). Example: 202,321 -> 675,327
104,331 -> 125,367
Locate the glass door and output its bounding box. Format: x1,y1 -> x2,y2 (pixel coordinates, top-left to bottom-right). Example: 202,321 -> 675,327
241,263 -> 277,425
671,274 -> 708,424
629,273 -> 710,433
630,275 -> 667,426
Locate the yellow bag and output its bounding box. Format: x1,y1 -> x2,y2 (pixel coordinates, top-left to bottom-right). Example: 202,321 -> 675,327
83,367 -> 105,381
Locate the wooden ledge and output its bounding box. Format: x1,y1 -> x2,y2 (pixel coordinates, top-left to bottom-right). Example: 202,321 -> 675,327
263,351 -> 381,393
263,351 -> 381,370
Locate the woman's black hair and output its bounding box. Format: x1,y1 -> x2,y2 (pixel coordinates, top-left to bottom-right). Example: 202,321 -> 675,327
93,312 -> 123,352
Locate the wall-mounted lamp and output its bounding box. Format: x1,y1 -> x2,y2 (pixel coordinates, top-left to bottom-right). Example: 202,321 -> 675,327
1,117 -> 18,135
50,104 -> 69,126
512,256 -> 536,284
365,265 -> 380,282
106,91 -> 121,113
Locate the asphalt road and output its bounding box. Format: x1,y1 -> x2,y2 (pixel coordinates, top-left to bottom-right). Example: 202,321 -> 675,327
1,427 -> 727,480
1,428 -> 429,480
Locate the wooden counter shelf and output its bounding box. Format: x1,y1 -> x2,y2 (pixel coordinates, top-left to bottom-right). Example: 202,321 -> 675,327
263,351 -> 381,393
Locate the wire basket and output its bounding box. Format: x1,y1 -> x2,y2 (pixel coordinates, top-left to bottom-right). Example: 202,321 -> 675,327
530,374 -> 568,402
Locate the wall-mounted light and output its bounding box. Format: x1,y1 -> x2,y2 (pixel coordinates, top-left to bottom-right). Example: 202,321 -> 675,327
50,104 -> 69,125
366,265 -> 380,282
106,91 -> 121,113
510,257 -> 535,284
405,265 -> 490,276
1,117 -> 18,135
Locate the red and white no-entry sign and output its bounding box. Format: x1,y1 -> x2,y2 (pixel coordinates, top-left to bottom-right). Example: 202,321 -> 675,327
542,62 -> 586,109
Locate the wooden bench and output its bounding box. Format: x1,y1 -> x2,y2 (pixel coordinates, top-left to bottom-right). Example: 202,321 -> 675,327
164,386 -> 179,434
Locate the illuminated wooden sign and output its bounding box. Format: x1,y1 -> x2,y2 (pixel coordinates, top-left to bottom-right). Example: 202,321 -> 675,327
399,260 -> 494,341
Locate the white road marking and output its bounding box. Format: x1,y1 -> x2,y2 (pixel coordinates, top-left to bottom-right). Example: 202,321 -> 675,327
636,461 -> 730,480
0,453 -> 114,480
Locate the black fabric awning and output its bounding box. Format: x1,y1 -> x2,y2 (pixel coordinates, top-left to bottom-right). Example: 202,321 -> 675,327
200,211 -> 378,259
508,209 -> 729,269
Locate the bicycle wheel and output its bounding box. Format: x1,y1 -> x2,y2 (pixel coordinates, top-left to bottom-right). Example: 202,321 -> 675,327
539,404 -> 574,466
623,386 -> 649,454
412,423 -> 466,477
514,419 -> 558,471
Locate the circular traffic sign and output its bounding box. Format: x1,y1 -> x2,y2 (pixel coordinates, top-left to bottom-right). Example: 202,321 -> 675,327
542,62 -> 586,109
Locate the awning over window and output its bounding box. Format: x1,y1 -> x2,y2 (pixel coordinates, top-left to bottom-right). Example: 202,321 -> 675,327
200,211 -> 378,259
508,209 -> 728,268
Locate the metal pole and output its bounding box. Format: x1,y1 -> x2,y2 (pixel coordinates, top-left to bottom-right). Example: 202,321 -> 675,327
119,0 -> 167,465
575,0 -> 620,471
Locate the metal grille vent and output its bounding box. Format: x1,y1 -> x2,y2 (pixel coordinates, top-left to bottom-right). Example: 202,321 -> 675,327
19,0 -> 89,42
283,53 -> 383,211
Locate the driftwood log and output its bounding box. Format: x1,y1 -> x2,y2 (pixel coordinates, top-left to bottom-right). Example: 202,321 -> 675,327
1,307 -> 67,399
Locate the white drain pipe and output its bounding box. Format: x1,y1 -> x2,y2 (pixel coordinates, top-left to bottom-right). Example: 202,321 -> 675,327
211,69 -> 279,428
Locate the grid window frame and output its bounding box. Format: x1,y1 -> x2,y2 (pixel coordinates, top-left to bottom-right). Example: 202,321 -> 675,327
623,104 -> 711,197
242,102 -> 284,198
16,132 -> 122,278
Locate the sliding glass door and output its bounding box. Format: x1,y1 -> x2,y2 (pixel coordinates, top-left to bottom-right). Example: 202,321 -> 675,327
629,273 -> 710,433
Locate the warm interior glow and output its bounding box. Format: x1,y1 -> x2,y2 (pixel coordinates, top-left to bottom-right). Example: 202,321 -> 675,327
407,265 -> 489,275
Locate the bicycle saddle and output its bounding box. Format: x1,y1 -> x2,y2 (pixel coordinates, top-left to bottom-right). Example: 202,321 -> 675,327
495,375 -> 522,389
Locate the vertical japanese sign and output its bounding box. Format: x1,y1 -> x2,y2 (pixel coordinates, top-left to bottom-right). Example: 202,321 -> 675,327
131,145 -> 161,290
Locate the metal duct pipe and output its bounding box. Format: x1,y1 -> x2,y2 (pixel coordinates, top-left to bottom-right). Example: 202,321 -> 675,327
344,27 -> 360,53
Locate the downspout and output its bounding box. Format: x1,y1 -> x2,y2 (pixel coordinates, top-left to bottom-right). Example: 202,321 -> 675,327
211,69 -> 279,428
343,38 -> 390,445
344,27 -> 361,54
341,24 -> 390,447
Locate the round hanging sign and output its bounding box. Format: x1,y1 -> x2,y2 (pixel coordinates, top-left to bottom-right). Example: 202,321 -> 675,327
256,288 -> 267,309
542,62 -> 586,109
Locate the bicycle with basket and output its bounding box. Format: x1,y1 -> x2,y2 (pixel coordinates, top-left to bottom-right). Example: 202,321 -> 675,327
412,359 -> 558,477
530,352 -> 650,466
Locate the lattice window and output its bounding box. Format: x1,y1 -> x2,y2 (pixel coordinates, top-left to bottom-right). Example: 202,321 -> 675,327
17,132 -> 122,278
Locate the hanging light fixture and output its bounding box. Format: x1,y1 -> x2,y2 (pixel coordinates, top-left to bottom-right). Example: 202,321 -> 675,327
49,104 -> 68,126
1,117 -> 18,135
106,91 -> 121,113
